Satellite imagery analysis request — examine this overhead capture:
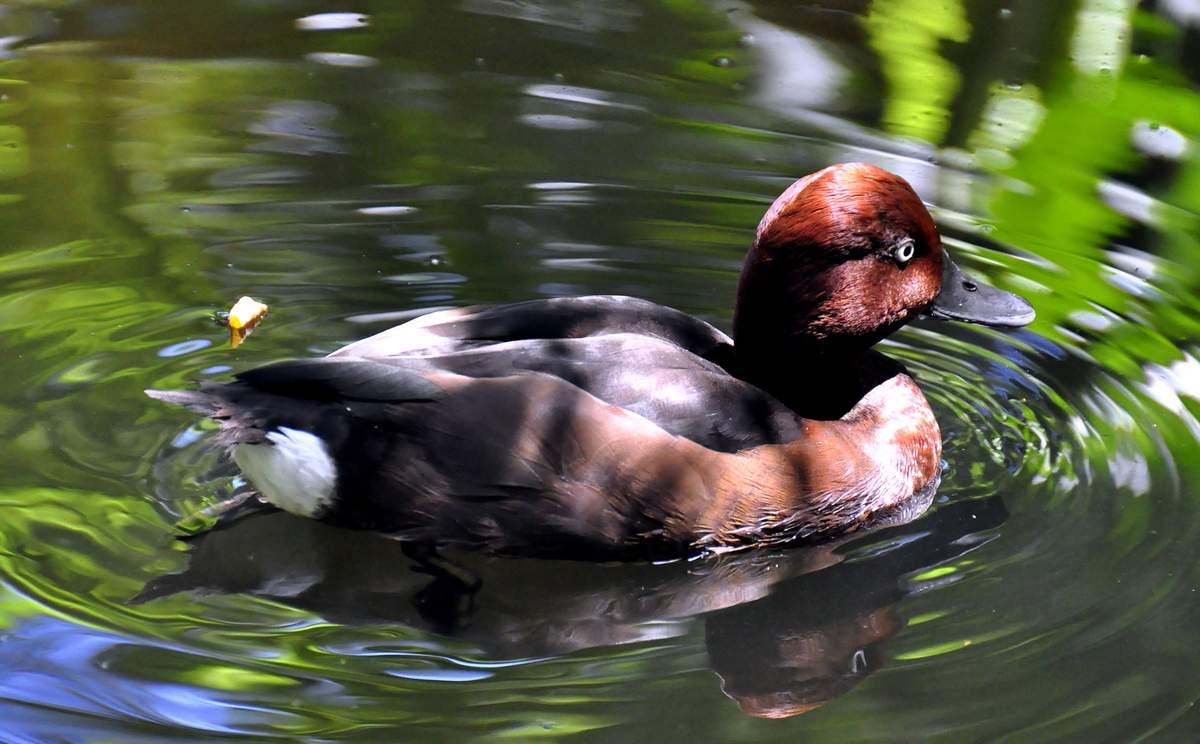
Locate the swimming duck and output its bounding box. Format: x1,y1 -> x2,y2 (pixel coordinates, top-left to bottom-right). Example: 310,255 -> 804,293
148,163 -> 1034,560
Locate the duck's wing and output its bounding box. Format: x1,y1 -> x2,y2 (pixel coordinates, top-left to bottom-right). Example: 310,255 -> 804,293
158,359 -> 709,557
338,333 -> 804,452
325,296 -> 792,450
329,295 -> 734,364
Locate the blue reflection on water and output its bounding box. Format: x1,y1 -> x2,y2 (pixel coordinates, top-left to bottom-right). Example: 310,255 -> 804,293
157,340 -> 212,358
0,615 -> 272,738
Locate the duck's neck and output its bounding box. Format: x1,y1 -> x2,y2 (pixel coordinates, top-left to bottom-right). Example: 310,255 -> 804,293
731,343 -> 903,421
730,251 -> 898,419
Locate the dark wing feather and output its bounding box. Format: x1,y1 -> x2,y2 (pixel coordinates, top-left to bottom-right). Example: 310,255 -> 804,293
321,296 -> 798,450
344,333 -> 804,451
150,360 -> 447,449
235,358 -> 444,402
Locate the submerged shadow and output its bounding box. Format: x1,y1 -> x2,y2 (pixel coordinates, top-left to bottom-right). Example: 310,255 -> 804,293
136,495 -> 1006,718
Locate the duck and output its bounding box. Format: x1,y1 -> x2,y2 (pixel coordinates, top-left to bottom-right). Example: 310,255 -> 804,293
148,163 -> 1034,560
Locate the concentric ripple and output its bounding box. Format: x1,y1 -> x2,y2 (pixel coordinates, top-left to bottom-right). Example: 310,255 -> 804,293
1,0 -> 1199,741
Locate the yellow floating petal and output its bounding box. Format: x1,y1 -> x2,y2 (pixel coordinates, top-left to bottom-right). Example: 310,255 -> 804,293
227,296 -> 268,348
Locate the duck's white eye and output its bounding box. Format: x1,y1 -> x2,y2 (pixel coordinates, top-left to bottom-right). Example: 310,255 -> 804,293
893,239 -> 916,265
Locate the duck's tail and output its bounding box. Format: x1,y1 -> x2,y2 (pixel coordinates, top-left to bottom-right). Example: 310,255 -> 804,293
145,384 -> 272,448
147,358 -> 447,449
145,388 -> 222,416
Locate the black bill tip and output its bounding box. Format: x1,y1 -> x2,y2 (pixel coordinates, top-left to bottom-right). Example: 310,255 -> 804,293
927,256 -> 1035,328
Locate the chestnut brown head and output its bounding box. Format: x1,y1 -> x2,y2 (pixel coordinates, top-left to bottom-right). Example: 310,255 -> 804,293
733,163 -> 1033,365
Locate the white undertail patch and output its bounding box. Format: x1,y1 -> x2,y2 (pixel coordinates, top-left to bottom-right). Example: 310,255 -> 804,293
233,427 -> 337,517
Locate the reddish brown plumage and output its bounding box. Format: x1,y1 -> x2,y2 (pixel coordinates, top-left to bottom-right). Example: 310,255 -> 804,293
735,163 -> 944,365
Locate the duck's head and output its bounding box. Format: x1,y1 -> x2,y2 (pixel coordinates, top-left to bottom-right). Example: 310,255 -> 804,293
733,162 -> 1034,365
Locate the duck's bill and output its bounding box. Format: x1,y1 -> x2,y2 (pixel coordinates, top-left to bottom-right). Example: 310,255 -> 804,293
927,257 -> 1035,327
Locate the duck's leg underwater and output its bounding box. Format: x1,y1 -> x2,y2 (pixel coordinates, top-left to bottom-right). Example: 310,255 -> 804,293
144,387 -> 282,537
401,541 -> 482,633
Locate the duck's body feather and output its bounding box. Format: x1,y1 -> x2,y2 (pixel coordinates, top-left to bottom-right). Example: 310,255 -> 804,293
171,362 -> 714,557
336,335 -> 804,452
155,296 -> 816,556
329,296 -> 806,450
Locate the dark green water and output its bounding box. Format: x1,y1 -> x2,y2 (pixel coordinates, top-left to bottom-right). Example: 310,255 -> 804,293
1,0 -> 1199,740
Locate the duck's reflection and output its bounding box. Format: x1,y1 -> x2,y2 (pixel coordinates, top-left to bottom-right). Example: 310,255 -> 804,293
137,496 -> 1005,718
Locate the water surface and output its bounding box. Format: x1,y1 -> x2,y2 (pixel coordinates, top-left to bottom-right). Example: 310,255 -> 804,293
1,0 -> 1199,741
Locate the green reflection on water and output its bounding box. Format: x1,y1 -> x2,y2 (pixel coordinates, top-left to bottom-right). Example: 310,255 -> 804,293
0,0 -> 1197,740
865,0 -> 969,141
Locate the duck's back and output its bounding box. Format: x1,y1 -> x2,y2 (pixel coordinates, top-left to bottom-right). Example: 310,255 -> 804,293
330,296 -> 804,451
331,295 -> 734,360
